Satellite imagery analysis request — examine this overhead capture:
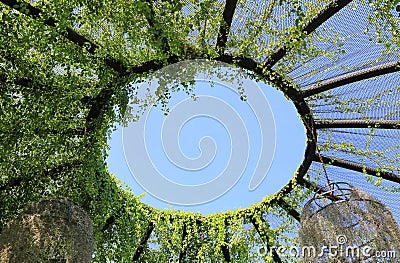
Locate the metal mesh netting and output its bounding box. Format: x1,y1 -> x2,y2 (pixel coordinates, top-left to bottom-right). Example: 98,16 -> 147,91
299,182 -> 400,262
317,128 -> 400,175
0,198 -> 94,263
303,163 -> 400,224
0,0 -> 400,262
309,72 -> 400,120
279,1 -> 399,85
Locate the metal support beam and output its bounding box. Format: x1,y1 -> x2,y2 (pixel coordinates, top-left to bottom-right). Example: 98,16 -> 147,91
0,160 -> 81,191
215,54 -> 317,207
300,180 -> 348,203
143,0 -> 171,54
263,0 -> 352,68
251,216 -> 282,263
221,244 -> 231,262
0,73 -> 34,89
132,221 -> 154,261
276,199 -> 300,222
1,0 -> 179,142
313,154 -> 400,184
216,0 -> 238,54
0,0 -> 186,77
84,87 -> 115,132
215,55 -> 301,101
221,219 -> 231,262
302,61 -> 400,97
315,119 -> 400,129
0,0 -> 127,74
178,223 -> 187,262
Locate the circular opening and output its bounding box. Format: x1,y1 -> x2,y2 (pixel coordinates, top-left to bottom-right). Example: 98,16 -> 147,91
106,60 -> 306,214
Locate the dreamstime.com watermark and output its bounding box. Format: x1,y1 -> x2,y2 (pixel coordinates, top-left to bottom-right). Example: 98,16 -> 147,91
257,235 -> 397,260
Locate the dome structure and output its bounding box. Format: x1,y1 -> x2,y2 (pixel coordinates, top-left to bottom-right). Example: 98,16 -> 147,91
0,198 -> 94,263
300,182 -> 400,262
0,0 -> 399,262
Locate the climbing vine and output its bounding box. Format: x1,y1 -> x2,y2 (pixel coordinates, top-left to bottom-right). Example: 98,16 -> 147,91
1,0 -> 399,262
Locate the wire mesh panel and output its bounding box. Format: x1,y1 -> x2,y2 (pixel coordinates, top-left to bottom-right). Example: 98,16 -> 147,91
299,182 -> 400,262
0,0 -> 399,262
0,198 -> 94,263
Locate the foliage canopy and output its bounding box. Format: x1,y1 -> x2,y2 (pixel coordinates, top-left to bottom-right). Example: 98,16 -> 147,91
1,0 -> 399,262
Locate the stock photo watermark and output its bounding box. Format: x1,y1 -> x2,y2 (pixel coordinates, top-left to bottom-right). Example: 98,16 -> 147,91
122,59 -> 276,205
257,235 -> 397,260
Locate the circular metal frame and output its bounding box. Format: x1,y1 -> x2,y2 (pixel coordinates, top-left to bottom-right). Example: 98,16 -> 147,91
1,0 -> 399,262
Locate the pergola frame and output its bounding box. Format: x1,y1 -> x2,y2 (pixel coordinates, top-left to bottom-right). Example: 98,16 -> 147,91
301,61 -> 400,98
1,0 -> 399,261
315,119 -> 400,129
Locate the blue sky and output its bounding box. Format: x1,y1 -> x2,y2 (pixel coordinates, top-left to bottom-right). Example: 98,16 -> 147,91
106,65 -> 306,214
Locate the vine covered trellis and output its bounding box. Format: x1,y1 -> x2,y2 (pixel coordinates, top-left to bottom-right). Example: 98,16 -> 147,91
0,0 -> 399,262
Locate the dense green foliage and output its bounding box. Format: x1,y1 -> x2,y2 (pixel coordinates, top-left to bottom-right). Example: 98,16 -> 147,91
1,0 -> 399,262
